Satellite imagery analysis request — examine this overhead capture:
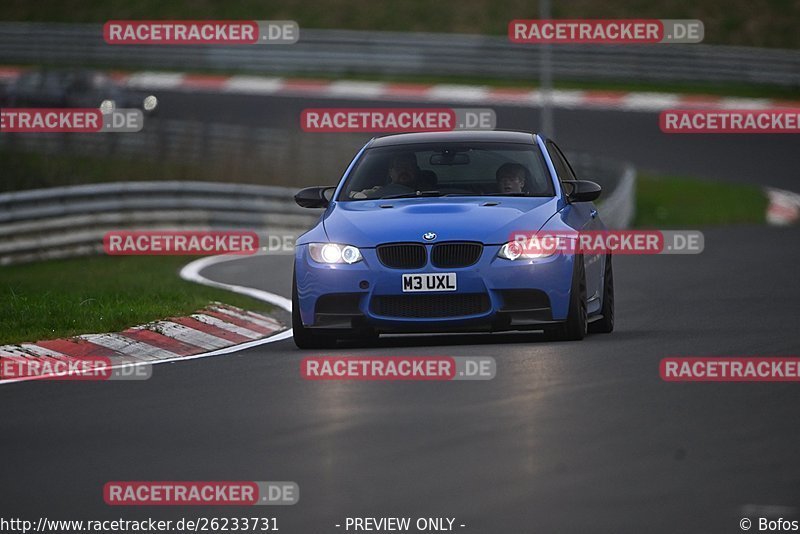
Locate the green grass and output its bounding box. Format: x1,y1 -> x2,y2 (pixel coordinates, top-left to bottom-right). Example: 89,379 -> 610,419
633,173 -> 768,227
0,255 -> 273,345
2,0 -> 799,48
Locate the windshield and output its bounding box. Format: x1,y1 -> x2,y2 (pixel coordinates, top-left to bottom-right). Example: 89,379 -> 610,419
337,142 -> 554,201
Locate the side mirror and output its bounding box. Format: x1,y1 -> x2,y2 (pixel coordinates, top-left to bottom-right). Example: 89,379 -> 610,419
295,186 -> 334,208
563,180 -> 602,203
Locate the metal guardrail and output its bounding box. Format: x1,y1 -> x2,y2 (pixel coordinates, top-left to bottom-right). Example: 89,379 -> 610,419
0,118 -> 371,189
569,154 -> 636,230
0,23 -> 797,87
0,158 -> 636,265
0,182 -> 320,265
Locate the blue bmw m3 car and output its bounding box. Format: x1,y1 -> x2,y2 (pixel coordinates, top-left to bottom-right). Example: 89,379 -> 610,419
292,130 -> 614,348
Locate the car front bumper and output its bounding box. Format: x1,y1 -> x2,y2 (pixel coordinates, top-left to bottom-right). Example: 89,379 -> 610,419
295,244 -> 575,333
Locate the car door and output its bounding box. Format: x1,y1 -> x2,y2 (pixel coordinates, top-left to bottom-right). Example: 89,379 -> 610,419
546,141 -> 603,312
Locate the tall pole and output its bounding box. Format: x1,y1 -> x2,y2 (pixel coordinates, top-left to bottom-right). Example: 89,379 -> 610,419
539,0 -> 554,138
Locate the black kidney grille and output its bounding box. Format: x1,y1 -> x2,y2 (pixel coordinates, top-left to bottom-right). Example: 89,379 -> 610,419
431,242 -> 483,268
371,293 -> 490,318
377,243 -> 427,269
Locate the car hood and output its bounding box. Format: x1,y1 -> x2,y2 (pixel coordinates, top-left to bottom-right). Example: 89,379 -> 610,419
322,197 -> 559,247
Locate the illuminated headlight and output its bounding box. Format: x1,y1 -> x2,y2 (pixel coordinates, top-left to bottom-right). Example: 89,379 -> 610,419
143,95 -> 158,112
99,99 -> 115,115
309,243 -> 362,264
498,237 -> 561,260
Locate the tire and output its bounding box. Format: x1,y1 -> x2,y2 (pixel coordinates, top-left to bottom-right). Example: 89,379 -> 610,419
549,254 -> 588,341
292,270 -> 338,350
588,254 -> 615,334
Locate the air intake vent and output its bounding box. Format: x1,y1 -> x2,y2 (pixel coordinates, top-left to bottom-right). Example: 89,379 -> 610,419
377,243 -> 427,269
431,242 -> 483,268
370,293 -> 490,318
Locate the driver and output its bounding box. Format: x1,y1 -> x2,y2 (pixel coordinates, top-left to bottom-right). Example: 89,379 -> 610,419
495,163 -> 528,194
354,153 -> 420,199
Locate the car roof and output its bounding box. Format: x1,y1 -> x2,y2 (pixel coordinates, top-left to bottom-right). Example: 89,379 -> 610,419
369,130 -> 538,147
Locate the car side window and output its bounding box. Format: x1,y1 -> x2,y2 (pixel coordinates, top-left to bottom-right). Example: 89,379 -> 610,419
546,141 -> 577,195
553,143 -> 579,181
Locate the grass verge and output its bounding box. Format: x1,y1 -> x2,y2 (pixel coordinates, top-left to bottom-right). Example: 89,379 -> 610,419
0,255 -> 272,346
633,173 -> 768,227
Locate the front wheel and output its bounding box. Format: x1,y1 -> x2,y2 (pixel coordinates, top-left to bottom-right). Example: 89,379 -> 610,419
292,270 -> 338,350
588,254 -> 614,334
548,255 -> 587,341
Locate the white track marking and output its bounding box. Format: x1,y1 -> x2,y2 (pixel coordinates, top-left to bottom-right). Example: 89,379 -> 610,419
545,90 -> 588,109
621,92 -> 682,111
180,254 -> 293,311
0,346 -> 44,361
427,85 -> 490,102
145,321 -> 233,350
719,97 -> 771,110
125,72 -> 186,90
81,333 -> 181,361
208,305 -> 280,330
223,76 -> 284,94
19,343 -> 72,360
190,314 -> 263,339
328,80 -> 387,98
765,187 -> 800,226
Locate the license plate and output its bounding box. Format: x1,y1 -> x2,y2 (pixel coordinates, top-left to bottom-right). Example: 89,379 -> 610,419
402,273 -> 457,292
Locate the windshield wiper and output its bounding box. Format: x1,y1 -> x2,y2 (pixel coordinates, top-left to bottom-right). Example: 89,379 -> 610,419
444,192 -> 530,197
381,190 -> 443,199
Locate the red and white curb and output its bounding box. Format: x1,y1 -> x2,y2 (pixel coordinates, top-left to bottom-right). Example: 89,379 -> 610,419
0,254 -> 293,385
1,66 -> 798,113
765,188 -> 800,226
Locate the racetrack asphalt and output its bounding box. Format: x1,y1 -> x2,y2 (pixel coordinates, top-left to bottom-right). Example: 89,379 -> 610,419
1,90 -> 798,533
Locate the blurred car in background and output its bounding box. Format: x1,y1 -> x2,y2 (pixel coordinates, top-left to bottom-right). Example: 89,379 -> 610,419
1,69 -> 156,113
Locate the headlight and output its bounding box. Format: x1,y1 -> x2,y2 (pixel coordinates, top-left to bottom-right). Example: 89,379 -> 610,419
143,95 -> 158,112
309,243 -> 362,264
99,99 -> 115,115
498,236 -> 562,260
